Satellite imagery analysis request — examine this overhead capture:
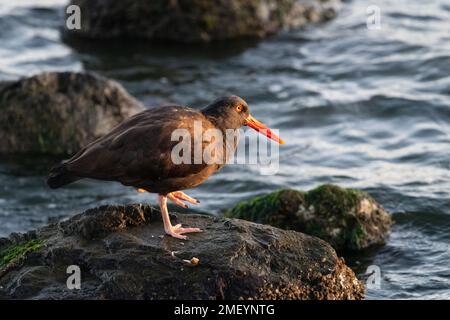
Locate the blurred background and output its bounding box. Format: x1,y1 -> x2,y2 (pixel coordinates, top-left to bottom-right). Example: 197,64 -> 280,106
0,0 -> 449,299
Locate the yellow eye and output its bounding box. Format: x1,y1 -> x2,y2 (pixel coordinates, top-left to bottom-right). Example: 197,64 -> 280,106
236,105 -> 243,112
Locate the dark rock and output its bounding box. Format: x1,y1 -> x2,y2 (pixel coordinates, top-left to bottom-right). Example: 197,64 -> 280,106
225,184 -> 392,251
0,72 -> 145,155
0,204 -> 364,299
65,0 -> 341,42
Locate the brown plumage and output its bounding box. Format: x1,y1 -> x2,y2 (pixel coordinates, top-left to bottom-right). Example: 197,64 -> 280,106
48,96 -> 283,239
49,106 -> 217,193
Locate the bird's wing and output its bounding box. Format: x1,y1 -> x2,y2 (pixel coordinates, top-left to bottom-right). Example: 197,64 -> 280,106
65,106 -> 220,186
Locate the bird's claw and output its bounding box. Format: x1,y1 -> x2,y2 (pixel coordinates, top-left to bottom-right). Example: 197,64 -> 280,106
167,191 -> 200,208
165,224 -> 203,240
159,193 -> 202,240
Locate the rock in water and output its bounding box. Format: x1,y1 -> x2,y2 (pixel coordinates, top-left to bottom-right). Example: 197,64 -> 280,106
65,0 -> 341,42
0,204 -> 364,299
0,72 -> 145,155
226,184 -> 393,251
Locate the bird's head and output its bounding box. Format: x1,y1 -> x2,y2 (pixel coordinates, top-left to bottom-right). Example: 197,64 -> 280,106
202,95 -> 285,144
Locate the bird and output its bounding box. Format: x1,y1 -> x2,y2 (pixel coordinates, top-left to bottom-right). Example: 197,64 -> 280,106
47,96 -> 284,239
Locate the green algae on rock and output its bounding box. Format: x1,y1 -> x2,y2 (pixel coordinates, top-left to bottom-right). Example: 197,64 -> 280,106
227,189 -> 305,230
225,184 -> 392,251
0,237 -> 44,274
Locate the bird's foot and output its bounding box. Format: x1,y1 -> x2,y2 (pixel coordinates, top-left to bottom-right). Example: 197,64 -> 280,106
167,191 -> 200,208
159,192 -> 202,240
165,224 -> 202,240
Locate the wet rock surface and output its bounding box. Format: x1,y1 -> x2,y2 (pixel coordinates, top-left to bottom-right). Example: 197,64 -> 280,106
226,184 -> 393,251
0,72 -> 144,155
0,204 -> 364,299
65,0 -> 341,42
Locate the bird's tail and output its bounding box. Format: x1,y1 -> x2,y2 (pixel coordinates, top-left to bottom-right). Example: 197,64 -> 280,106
47,161 -> 80,189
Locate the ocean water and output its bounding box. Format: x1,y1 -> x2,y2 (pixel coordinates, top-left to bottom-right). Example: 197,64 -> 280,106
0,0 -> 449,299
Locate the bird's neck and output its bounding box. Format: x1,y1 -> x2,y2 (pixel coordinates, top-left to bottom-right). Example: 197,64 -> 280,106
201,110 -> 240,167
202,110 -> 229,134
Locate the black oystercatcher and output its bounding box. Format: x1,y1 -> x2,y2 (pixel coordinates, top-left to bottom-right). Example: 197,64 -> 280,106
47,96 -> 284,239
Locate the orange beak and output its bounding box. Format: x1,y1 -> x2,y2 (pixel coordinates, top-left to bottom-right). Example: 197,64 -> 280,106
245,114 -> 285,144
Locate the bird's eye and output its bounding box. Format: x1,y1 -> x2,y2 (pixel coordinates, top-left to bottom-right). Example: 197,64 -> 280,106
236,105 -> 243,112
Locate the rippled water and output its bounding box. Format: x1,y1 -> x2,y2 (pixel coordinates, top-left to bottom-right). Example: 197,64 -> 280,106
0,0 -> 449,299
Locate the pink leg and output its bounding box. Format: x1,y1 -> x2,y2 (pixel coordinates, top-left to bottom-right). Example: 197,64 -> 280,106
158,194 -> 202,240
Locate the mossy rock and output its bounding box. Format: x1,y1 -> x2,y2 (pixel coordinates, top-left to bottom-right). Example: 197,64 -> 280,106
0,204 -> 364,299
65,0 -> 340,42
0,72 -> 144,155
226,184 -> 392,251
